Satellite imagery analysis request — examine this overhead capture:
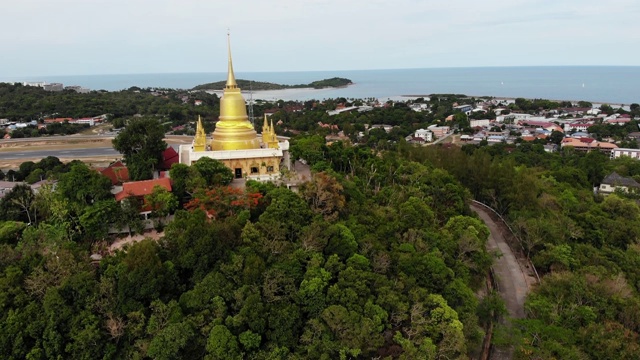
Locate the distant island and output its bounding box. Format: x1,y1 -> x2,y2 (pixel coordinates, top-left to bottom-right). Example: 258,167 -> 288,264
192,77 -> 353,91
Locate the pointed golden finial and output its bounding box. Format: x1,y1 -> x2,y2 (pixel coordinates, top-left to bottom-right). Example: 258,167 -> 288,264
194,115 -> 207,151
263,114 -> 269,131
226,30 -> 237,88
270,119 -> 275,135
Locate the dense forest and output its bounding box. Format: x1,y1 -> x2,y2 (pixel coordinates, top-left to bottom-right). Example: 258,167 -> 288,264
0,150 -> 492,359
3,134 -> 640,358
290,136 -> 640,358
0,83 -> 221,123
400,142 -> 640,359
3,83 -> 640,358
192,77 -> 353,91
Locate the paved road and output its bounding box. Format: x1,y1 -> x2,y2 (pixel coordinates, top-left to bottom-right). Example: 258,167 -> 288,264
470,203 -> 530,360
0,147 -> 120,160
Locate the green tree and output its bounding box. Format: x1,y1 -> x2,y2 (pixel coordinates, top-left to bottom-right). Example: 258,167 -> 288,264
0,184 -> 36,223
206,325 -> 241,360
291,135 -> 327,165
145,185 -> 178,228
549,130 -> 565,145
112,117 -> 167,180
56,163 -> 112,208
191,157 -> 234,187
258,188 -> 312,241
78,199 -> 120,241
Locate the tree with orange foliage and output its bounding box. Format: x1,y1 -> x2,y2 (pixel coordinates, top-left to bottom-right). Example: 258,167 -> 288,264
184,186 -> 262,220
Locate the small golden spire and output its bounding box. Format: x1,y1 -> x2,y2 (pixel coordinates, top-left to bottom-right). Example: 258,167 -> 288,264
263,114 -> 269,132
226,31 -> 237,89
194,115 -> 207,151
270,119 -> 275,135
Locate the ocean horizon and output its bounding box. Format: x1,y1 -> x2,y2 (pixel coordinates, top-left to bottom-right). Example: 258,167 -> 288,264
3,66 -> 639,105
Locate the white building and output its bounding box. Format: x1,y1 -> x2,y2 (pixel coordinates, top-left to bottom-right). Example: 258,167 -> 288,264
496,113 -> 532,123
470,119 -> 490,128
414,128 -> 433,142
611,148 -> 640,160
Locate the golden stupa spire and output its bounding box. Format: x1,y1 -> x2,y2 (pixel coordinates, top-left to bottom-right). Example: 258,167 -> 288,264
194,115 -> 207,151
210,33 -> 261,151
262,114 -> 270,146
263,117 -> 279,149
226,31 -> 237,89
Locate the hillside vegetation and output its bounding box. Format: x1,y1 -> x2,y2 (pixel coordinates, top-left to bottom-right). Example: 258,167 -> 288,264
192,77 -> 353,91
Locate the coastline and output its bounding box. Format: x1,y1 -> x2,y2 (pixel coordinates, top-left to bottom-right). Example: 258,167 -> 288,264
401,94 -> 630,108
5,67 -> 637,104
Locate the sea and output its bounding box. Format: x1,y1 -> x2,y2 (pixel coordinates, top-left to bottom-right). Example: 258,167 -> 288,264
4,66 -> 640,105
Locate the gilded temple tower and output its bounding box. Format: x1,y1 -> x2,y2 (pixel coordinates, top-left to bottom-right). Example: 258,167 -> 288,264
178,34 -> 291,181
209,34 -> 261,151
193,115 -> 207,151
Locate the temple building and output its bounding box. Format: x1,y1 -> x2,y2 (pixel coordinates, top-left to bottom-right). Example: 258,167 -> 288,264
178,36 -> 290,181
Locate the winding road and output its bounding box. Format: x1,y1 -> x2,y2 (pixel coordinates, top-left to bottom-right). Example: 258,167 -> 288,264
471,202 -> 536,360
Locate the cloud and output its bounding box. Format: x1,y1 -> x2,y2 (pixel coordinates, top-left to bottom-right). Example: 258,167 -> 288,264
1,0 -> 639,76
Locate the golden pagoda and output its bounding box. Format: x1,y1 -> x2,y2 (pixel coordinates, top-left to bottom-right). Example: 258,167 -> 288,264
178,34 -> 291,182
193,115 -> 207,151
209,34 -> 261,151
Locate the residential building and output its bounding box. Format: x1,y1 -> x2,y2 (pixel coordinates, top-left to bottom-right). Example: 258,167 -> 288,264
43,83 -> 64,91
470,119 -> 490,128
453,104 -> 473,115
611,148 -> 640,160
599,172 -> 640,195
428,125 -> 450,138
561,137 -> 618,154
414,128 -> 433,142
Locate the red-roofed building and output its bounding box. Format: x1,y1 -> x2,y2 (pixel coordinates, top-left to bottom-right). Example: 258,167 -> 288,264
606,117 -> 631,125
115,178 -> 172,203
99,160 -> 129,185
161,147 -> 179,170
561,137 -> 618,154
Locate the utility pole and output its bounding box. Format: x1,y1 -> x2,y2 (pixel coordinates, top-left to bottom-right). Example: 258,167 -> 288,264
248,81 -> 255,126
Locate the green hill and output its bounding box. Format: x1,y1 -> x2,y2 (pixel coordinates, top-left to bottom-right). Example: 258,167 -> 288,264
192,77 -> 352,91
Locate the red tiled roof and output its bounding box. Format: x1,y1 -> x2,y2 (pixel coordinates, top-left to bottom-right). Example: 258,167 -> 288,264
579,137 -> 596,143
99,160 -> 129,185
115,178 -> 171,201
161,147 -> 179,170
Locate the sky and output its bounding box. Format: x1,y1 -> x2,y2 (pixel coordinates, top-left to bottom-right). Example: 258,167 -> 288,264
2,0 -> 640,77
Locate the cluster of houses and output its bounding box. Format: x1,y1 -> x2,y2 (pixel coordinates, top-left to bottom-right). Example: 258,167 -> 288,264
406,103 -> 638,156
